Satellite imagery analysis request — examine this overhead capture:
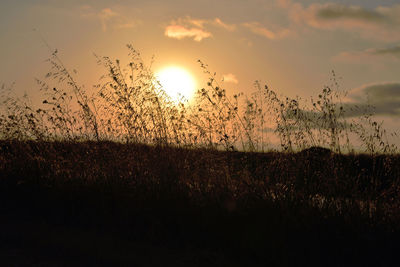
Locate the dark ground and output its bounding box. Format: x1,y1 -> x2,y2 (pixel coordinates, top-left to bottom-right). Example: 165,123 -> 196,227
1,141 -> 399,266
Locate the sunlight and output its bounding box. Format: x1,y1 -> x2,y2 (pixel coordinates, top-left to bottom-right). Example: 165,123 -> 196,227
155,66 -> 196,102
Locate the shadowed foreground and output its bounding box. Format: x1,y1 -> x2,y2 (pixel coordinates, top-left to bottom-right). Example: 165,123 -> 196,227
1,141 -> 399,266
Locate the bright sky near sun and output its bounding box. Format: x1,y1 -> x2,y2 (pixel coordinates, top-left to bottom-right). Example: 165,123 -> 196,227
1,0 -> 400,130
155,66 -> 196,102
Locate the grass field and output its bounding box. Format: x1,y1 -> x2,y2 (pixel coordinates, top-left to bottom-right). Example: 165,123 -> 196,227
1,140 -> 399,266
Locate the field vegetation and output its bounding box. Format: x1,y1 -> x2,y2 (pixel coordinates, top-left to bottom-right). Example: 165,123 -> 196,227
0,45 -> 399,266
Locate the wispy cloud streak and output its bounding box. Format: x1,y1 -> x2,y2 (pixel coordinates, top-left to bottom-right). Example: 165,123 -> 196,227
243,22 -> 290,40
334,45 -> 400,63
222,73 -> 239,84
164,16 -> 235,41
165,25 -> 212,41
80,6 -> 140,31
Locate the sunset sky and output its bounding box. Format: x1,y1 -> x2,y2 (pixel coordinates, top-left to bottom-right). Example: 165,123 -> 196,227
1,0 -> 400,131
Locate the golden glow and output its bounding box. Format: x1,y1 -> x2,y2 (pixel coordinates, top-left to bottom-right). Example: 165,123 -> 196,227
155,66 -> 196,102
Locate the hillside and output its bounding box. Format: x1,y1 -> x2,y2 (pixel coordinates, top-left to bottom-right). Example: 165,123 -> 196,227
1,140 -> 399,266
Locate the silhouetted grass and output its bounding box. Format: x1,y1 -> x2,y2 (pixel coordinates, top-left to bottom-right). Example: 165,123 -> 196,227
1,45 -> 397,153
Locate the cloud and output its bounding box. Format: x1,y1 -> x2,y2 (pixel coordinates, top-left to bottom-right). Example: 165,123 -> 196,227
98,8 -> 119,31
243,22 -> 276,39
99,8 -> 117,19
80,6 -> 140,32
316,5 -> 385,23
277,1 -> 400,42
371,46 -> 400,57
164,16 -> 235,41
222,73 -> 239,84
243,22 -> 290,40
164,25 -> 212,42
213,18 -> 236,31
344,83 -> 400,116
282,83 -> 400,131
334,45 -> 400,63
276,0 -> 291,9
333,51 -> 369,63
272,83 -> 400,136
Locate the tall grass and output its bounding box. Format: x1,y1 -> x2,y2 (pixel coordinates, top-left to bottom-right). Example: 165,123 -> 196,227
1,45 -> 397,154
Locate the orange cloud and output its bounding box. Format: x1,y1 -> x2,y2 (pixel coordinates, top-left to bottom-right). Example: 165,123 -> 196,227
243,22 -> 290,40
164,25 -> 212,41
213,18 -> 236,31
164,16 -> 235,41
98,8 -> 119,31
81,6 -> 140,32
222,73 -> 239,84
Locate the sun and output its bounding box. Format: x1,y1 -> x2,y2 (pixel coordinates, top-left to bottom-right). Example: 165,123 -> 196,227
155,66 -> 196,102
